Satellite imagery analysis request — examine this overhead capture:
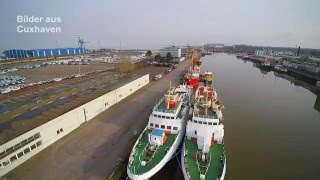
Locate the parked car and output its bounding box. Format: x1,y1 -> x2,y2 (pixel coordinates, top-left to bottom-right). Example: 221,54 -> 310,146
153,74 -> 162,80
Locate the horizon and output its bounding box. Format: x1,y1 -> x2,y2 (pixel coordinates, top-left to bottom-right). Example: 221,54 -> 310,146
1,0 -> 320,53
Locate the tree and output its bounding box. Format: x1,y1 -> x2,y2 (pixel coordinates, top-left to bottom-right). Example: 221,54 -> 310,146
155,54 -> 161,61
146,50 -> 152,57
166,52 -> 173,62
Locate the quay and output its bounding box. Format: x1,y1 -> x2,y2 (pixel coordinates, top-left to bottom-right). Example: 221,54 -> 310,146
3,60 -> 190,180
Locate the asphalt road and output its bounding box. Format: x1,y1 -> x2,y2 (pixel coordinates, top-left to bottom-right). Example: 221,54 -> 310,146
5,60 -> 190,180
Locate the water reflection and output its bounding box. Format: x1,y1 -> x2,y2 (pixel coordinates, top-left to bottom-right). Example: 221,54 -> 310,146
123,54 -> 320,180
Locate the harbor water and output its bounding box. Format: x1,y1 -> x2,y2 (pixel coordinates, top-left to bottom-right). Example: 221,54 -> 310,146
123,53 -> 320,180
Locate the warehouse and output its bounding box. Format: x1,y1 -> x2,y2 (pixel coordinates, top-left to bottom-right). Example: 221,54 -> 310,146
3,48 -> 86,59
159,46 -> 181,58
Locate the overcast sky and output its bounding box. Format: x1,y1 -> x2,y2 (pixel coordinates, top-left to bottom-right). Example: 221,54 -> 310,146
1,0 -> 320,53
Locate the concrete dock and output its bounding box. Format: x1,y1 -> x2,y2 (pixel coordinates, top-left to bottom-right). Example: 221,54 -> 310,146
4,60 -> 190,180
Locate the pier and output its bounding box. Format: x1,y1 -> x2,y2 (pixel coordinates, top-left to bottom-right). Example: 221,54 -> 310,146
4,60 -> 191,180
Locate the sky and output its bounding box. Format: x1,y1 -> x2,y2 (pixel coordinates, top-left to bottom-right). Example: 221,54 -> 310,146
1,0 -> 320,53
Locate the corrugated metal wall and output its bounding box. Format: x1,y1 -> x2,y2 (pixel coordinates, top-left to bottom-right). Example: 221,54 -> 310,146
3,48 -> 86,59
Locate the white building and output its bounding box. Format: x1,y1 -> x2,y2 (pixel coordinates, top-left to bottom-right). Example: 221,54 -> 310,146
159,47 -> 181,58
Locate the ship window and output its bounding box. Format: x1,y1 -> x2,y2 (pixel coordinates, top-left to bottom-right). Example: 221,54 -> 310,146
60,128 -> 63,132
195,131 -> 197,135
30,144 -> 36,150
150,123 -> 154,127
14,143 -> 21,150
5,147 -> 14,155
213,123 -> 217,125
155,124 -> 159,128
0,152 -> 5,159
208,122 -> 213,125
173,127 -> 178,130
57,130 -> 60,134
171,117 -> 174,119
166,116 -> 170,119
161,125 -> 165,129
36,141 -> 42,147
194,120 -> 197,123
203,122 -> 207,125
167,126 -> 172,130
2,160 -> 10,167
24,147 -> 30,154
162,116 -> 165,119
199,121 -> 203,124
28,136 -> 35,143
34,133 -> 40,139
21,139 -> 28,147
17,152 -> 24,158
10,155 -> 17,162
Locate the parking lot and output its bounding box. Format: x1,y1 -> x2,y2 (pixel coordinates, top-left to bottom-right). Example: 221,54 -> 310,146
0,61 -> 168,145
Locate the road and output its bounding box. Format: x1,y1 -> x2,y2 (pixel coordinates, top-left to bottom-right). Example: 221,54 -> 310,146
5,60 -> 190,180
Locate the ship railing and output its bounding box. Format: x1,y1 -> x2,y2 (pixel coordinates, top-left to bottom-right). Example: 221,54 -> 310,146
138,142 -> 150,164
196,151 -> 211,177
153,100 -> 183,114
137,143 -> 159,172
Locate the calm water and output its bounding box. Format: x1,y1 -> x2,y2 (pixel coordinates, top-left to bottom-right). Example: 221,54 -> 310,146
127,54 -> 320,180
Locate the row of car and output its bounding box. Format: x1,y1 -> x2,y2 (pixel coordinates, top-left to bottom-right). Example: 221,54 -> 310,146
0,68 -> 114,95
0,75 -> 26,87
0,57 -> 92,75
92,56 -> 118,64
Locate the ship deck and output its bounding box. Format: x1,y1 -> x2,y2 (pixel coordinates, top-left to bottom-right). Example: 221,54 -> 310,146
154,92 -> 185,114
183,138 -> 224,180
128,129 -> 177,175
196,104 -> 218,119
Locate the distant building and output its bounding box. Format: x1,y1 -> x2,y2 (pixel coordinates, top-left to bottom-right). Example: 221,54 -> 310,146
255,50 -> 267,56
276,51 -> 294,56
3,48 -> 86,59
204,44 -> 224,49
159,46 -> 181,58
282,59 -> 320,74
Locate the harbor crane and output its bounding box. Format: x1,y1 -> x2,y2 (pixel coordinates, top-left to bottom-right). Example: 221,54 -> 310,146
77,33 -> 89,49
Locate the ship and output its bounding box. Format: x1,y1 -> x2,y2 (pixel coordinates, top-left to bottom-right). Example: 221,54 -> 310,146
236,53 -> 242,58
184,49 -> 201,90
181,72 -> 226,180
259,58 -> 273,71
274,65 -> 288,73
242,54 -> 249,60
205,51 -> 213,56
127,83 -> 191,179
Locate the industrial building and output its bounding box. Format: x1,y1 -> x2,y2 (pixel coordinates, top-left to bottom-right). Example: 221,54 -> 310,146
2,48 -> 86,59
204,43 -> 224,49
159,46 -> 181,58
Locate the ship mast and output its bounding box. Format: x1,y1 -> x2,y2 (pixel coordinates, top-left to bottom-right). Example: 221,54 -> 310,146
166,81 -> 172,109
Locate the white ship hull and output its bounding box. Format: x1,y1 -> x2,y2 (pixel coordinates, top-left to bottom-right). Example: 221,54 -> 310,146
181,142 -> 227,180
127,108 -> 189,180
